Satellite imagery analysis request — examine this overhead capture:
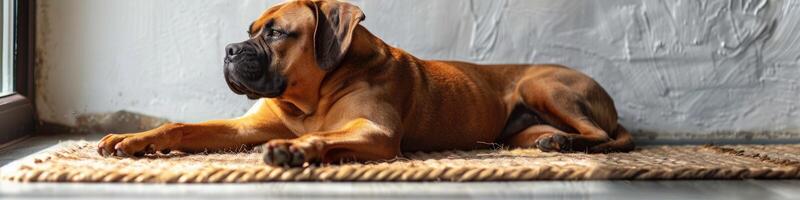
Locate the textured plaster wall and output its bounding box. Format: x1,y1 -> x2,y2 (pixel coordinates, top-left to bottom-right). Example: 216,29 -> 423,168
36,0 -> 800,139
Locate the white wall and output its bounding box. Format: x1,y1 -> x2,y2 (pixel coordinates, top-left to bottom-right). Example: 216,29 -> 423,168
36,0 -> 800,140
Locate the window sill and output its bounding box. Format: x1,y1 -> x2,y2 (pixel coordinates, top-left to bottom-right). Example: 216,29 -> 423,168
0,93 -> 33,144
0,92 -> 16,98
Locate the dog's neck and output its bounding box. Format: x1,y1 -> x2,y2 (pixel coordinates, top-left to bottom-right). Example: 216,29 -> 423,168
281,25 -> 420,119
273,26 -> 393,118
318,26 -> 404,97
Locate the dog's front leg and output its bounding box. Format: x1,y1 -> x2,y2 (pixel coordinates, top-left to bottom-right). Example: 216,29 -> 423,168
97,100 -> 295,157
261,118 -> 401,167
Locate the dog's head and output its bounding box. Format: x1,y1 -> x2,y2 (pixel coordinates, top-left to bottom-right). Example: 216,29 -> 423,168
224,0 -> 365,100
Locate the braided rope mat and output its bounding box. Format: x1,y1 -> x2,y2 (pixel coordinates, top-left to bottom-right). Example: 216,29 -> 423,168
2,141 -> 800,183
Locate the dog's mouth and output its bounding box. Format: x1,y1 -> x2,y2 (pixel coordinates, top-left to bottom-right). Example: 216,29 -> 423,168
224,72 -> 286,99
224,79 -> 260,100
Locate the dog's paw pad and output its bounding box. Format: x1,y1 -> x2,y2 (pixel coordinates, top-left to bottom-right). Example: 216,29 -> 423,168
262,144 -> 306,167
536,133 -> 569,152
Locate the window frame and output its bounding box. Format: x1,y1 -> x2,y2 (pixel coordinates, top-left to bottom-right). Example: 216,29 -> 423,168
0,0 -> 35,144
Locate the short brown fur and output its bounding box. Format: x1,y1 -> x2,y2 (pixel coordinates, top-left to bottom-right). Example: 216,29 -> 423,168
98,0 -> 634,166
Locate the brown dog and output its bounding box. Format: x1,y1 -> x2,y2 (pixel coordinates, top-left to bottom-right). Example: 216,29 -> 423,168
98,0 -> 634,167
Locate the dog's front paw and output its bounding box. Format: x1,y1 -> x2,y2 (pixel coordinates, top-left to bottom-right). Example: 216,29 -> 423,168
261,139 -> 322,167
97,132 -> 174,157
535,133 -> 571,152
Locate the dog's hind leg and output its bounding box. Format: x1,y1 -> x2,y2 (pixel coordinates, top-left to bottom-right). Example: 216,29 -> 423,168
511,74 -> 632,153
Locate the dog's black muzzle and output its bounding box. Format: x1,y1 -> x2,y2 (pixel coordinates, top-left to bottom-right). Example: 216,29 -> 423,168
223,41 -> 286,99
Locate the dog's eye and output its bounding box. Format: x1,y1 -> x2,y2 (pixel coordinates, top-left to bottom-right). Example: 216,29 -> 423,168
267,29 -> 285,38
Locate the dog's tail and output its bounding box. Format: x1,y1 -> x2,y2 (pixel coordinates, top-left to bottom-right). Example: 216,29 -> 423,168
592,125 -> 635,152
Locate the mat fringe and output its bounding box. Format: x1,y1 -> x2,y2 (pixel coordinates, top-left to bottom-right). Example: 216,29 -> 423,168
2,141 -> 800,183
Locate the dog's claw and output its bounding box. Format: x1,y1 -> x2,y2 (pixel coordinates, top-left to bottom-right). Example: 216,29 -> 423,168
273,149 -> 290,165
115,149 -> 129,157
144,144 -> 156,154
99,148 -> 110,157
262,146 -> 273,162
290,150 -> 305,167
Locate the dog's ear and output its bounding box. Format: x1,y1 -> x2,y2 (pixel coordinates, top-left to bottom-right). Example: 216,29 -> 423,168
312,1 -> 365,71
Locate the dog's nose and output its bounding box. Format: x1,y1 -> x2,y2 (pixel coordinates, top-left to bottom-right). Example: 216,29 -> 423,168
226,43 -> 245,57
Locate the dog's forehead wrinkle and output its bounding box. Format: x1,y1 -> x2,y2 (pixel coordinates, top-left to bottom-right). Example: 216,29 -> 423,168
250,6 -> 297,32
250,2 -> 288,34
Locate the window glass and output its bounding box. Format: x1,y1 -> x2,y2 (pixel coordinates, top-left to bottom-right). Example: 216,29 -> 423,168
0,0 -> 13,96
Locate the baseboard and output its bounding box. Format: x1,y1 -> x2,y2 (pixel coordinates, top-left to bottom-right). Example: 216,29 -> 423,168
34,110 -> 800,145
633,130 -> 800,145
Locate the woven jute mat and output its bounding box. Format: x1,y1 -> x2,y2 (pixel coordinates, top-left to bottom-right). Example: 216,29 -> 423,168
2,141 -> 800,183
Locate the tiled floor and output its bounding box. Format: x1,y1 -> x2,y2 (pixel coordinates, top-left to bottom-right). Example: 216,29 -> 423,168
2,133 -> 800,200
